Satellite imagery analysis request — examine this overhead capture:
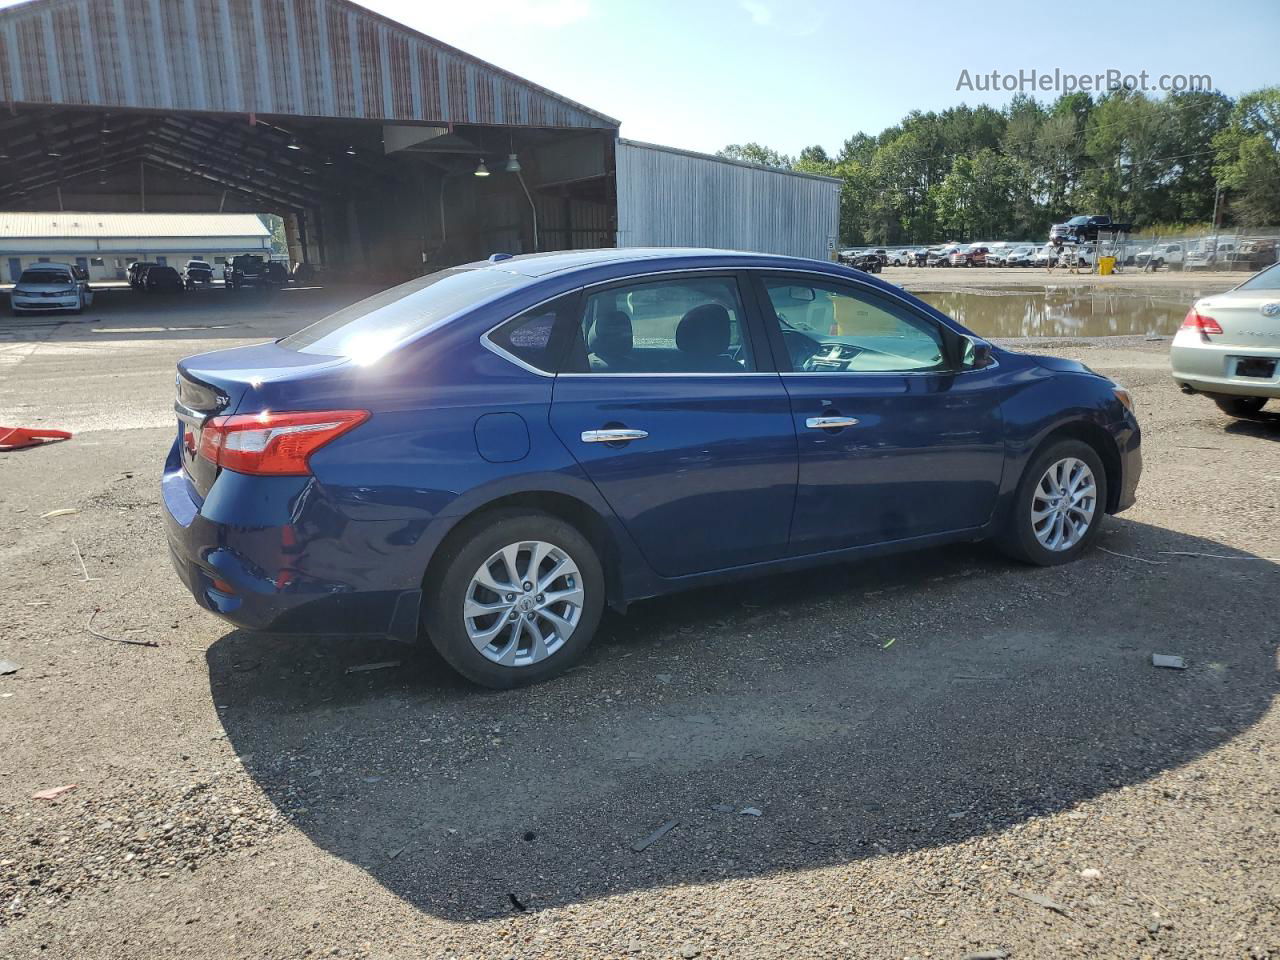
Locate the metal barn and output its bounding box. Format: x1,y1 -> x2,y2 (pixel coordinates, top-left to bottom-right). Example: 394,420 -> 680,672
0,0 -> 838,277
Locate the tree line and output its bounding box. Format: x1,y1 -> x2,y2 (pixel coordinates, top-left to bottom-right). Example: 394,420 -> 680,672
718,87 -> 1280,246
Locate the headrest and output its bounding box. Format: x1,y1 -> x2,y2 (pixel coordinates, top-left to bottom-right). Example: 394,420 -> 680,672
675,303 -> 731,356
588,310 -> 633,362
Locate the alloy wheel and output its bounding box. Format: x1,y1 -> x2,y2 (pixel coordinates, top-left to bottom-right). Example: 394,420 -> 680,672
1031,457 -> 1097,551
463,540 -> 584,667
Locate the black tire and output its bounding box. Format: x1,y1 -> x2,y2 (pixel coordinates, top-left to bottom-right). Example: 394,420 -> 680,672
997,439 -> 1108,567
1212,396 -> 1267,418
423,509 -> 605,689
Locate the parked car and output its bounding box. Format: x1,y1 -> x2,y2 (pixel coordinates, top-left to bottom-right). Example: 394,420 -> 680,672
1049,223 -> 1072,244
184,259 -> 214,288
1007,246 -> 1037,267
948,245 -> 972,267
887,249 -> 912,266
8,262 -> 93,315
127,260 -> 158,289
143,264 -> 186,293
845,251 -> 883,274
967,245 -> 992,267
1063,215 -> 1133,243
1232,238 -> 1278,273
1185,240 -> 1236,271
929,246 -> 958,267
907,249 -> 931,267
163,248 -> 1141,688
1031,244 -> 1060,268
1135,243 -> 1184,271
224,254 -> 276,290
1171,262 -> 1280,418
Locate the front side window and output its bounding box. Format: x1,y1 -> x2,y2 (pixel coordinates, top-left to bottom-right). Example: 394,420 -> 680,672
570,275 -> 754,374
763,277 -> 948,373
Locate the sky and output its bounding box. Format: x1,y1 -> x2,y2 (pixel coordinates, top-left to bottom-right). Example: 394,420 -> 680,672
2,0 -> 1277,156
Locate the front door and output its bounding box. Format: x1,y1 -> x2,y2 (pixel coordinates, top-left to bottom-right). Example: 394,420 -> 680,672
752,273 -> 1007,553
549,272 -> 796,577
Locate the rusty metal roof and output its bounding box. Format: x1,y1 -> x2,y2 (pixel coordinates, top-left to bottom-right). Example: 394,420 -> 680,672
0,0 -> 618,129
0,211 -> 271,238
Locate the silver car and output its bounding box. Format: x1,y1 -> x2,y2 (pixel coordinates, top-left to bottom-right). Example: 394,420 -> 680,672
8,262 -> 93,315
1171,263 -> 1280,417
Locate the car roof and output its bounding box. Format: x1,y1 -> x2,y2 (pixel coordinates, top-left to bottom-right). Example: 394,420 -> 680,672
461,247 -> 854,281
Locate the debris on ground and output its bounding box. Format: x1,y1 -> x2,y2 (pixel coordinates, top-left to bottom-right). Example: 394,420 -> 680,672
1152,654 -> 1187,670
87,607 -> 159,647
962,951 -> 1011,960
630,819 -> 678,852
0,426 -> 73,451
345,660 -> 400,674
1080,868 -> 1101,879
507,893 -> 527,912
0,659 -> 19,675
1099,547 -> 1166,565
739,806 -> 763,817
32,784 -> 77,801
1008,888 -> 1070,917
39,507 -> 79,519
72,540 -> 100,582
710,803 -> 734,813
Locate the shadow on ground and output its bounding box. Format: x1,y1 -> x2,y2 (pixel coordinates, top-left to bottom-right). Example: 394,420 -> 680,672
208,518 -> 1278,921
1224,409 -> 1280,441
1,284 -> 375,343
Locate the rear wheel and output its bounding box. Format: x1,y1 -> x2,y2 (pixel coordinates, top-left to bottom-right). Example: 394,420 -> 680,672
998,439 -> 1107,566
1212,396 -> 1267,418
423,510 -> 605,688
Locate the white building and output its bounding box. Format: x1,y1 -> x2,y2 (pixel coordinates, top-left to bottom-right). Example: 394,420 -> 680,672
0,213 -> 273,283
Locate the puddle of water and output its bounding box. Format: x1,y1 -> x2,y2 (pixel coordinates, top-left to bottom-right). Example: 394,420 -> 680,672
915,287 -> 1196,338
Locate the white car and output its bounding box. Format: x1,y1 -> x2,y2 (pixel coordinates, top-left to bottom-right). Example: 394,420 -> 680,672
1135,243 -> 1184,270
8,263 -> 93,315
1171,263 -> 1280,417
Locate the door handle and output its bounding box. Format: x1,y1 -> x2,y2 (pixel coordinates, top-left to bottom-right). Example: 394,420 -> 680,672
805,416 -> 859,429
581,428 -> 649,443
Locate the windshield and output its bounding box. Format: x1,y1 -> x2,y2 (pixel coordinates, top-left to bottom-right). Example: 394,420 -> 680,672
1235,263 -> 1280,291
281,267 -> 528,360
19,269 -> 72,285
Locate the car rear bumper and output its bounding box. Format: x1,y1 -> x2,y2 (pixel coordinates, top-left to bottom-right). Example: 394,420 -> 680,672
1170,331 -> 1280,399
161,440 -> 424,640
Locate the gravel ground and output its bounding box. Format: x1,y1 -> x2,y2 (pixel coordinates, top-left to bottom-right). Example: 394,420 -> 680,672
1,285 -> 1277,959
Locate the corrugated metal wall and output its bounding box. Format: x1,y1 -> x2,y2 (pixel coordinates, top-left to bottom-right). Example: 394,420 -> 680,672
0,0 -> 617,129
615,140 -> 840,260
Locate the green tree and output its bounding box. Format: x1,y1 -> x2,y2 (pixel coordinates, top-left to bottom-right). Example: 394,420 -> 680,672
716,142 -> 794,168
1214,87 -> 1280,225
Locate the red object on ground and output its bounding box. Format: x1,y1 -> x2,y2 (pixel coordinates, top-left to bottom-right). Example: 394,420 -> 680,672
0,426 -> 73,451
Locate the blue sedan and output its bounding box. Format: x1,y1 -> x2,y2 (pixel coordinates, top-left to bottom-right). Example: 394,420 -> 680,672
163,249 -> 1141,687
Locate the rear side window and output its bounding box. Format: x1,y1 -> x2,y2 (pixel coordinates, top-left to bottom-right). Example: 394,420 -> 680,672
281,268 -> 527,360
568,275 -> 754,374
487,292 -> 582,373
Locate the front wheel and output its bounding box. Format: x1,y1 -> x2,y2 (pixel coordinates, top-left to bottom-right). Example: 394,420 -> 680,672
997,440 -> 1107,566
1212,396 -> 1267,418
423,510 -> 605,688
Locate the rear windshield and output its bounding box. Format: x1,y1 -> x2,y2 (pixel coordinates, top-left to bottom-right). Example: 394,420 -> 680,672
280,267 -> 528,359
1235,263 -> 1280,291
19,269 -> 72,284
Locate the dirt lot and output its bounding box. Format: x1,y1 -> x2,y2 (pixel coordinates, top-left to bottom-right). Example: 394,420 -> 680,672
1,284 -> 1278,959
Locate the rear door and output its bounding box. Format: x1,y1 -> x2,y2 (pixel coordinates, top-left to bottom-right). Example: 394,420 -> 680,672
548,272 -> 797,577
750,272 -> 1007,553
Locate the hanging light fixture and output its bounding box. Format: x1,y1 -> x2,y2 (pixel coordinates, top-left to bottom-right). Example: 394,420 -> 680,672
46,147 -> 62,158
344,144 -> 357,156
100,114 -> 112,134
286,137 -> 302,151
504,153 -> 521,173
473,159 -> 490,177
323,155 -> 334,166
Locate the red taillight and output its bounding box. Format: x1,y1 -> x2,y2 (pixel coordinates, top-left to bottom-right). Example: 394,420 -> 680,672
198,410 -> 369,475
1181,308 -> 1223,335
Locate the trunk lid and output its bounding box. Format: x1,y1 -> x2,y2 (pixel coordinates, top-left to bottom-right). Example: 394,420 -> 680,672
175,342 -> 346,500
1196,293 -> 1280,350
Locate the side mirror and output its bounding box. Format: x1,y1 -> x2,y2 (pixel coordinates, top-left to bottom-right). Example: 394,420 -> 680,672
962,336 -> 993,369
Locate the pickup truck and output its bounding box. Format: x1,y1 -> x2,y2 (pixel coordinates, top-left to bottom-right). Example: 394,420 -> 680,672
1135,243 -> 1184,271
